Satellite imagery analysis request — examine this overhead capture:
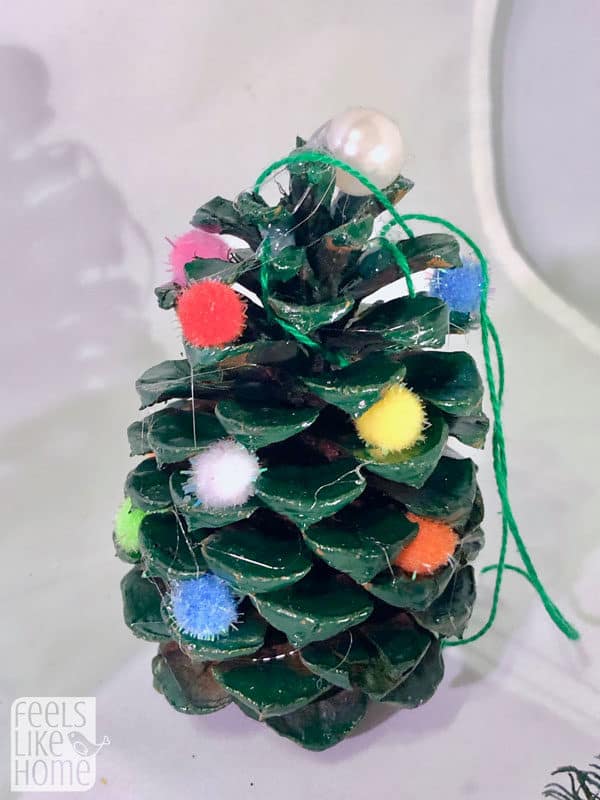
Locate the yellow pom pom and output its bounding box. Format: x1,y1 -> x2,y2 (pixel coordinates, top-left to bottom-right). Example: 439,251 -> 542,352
355,384 -> 426,453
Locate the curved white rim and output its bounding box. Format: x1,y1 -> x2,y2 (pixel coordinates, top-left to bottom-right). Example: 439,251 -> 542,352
470,0 -> 600,355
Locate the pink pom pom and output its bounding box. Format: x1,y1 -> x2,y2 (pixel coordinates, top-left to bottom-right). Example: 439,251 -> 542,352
168,230 -> 230,286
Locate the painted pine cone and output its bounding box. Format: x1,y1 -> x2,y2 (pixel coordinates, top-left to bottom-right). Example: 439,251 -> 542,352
116,149 -> 487,750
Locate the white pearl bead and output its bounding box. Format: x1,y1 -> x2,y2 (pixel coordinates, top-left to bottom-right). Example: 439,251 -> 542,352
323,108 -> 405,196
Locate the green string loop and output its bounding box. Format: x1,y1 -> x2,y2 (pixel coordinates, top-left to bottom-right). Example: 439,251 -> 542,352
254,153 -> 579,645
397,213 -> 579,644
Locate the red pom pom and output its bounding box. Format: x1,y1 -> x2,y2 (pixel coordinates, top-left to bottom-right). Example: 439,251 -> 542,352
176,281 -> 246,348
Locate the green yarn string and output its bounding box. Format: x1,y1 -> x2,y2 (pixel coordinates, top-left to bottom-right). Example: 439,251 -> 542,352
397,213 -> 579,644
482,563 -> 535,582
488,317 -> 505,403
254,150 -> 579,645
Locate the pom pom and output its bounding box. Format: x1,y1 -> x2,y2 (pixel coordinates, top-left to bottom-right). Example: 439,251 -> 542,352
394,513 -> 459,575
168,229 -> 230,286
114,498 -> 146,555
176,280 -> 246,348
184,439 -> 260,509
355,384 -> 426,453
429,259 -> 483,314
170,573 -> 238,640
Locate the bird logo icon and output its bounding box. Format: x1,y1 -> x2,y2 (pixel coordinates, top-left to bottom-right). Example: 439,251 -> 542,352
67,731 -> 110,758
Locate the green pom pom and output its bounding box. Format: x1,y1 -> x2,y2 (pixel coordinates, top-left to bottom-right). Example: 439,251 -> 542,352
115,498 -> 146,555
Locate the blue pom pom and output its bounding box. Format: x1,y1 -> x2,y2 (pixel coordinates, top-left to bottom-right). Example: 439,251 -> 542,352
170,574 -> 238,640
429,259 -> 483,314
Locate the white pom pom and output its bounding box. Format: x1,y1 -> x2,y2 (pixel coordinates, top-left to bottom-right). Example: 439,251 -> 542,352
187,440 -> 260,509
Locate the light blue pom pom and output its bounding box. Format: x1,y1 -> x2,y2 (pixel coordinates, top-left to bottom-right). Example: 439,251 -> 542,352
429,259 -> 483,314
170,573 -> 238,640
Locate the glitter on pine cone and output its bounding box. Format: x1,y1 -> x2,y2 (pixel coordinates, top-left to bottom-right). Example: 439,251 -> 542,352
168,229 -> 230,286
170,574 -> 238,640
114,498 -> 146,555
355,384 -> 426,453
176,280 -> 246,348
395,513 -> 459,575
184,439 -> 260,509
429,259 -> 483,314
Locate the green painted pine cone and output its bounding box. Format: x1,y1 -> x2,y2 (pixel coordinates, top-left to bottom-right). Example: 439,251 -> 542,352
115,148 -> 487,750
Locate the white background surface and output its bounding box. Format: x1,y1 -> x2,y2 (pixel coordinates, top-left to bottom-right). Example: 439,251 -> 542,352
1,2 -> 599,798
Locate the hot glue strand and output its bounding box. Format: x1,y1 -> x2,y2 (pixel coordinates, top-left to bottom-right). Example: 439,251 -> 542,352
259,238 -> 319,350
376,237 -> 415,299
259,238 -> 349,366
254,150 -> 416,297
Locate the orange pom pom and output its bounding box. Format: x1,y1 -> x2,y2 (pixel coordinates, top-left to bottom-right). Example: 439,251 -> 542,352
176,280 -> 246,348
394,513 -> 458,576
